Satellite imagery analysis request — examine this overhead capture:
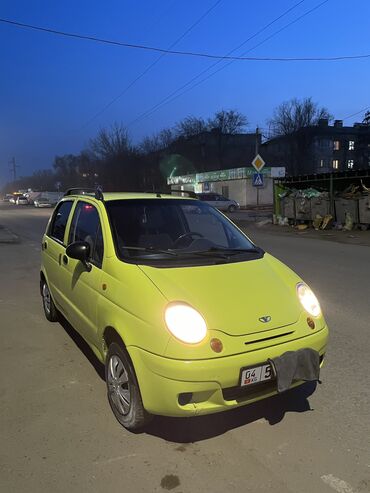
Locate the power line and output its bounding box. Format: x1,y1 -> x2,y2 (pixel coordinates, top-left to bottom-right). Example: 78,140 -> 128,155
80,0 -> 223,128
342,105 -> 370,121
128,0 -> 330,128
127,0 -> 309,127
2,10 -> 366,63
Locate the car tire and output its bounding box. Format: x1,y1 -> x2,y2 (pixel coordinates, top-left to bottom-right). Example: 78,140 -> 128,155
41,279 -> 59,322
228,205 -> 236,213
105,342 -> 152,432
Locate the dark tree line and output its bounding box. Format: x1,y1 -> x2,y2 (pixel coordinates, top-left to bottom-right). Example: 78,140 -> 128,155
3,109 -> 248,193
7,98 -> 361,193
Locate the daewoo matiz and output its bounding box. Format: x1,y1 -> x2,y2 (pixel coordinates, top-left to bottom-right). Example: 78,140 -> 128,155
40,188 -> 328,430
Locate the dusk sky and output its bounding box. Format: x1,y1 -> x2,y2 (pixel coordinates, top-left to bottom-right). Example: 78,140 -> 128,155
1,0 -> 369,186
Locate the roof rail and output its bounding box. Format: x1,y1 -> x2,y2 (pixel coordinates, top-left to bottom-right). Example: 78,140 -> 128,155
64,187 -> 95,196
63,186 -> 104,201
144,189 -> 197,199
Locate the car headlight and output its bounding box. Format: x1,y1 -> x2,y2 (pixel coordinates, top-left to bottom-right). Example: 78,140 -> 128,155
297,283 -> 321,317
164,303 -> 207,344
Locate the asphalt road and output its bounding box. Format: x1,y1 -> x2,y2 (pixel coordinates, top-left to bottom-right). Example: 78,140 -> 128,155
0,204 -> 369,493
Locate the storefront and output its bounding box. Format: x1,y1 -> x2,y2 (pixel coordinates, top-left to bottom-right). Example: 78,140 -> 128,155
168,166 -> 285,207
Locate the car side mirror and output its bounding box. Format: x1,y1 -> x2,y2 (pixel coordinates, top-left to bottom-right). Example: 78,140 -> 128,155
66,241 -> 92,271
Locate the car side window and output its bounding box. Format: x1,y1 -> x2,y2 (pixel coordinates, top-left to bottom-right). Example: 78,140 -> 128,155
48,200 -> 73,244
68,201 -> 104,268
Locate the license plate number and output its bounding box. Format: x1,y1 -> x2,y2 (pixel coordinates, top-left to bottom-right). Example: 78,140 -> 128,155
240,364 -> 273,387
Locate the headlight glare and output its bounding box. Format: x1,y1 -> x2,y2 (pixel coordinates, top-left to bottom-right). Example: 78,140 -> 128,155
165,303 -> 207,344
297,283 -> 321,317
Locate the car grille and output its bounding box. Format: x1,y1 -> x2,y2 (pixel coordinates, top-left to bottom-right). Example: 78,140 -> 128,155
222,380 -> 277,402
244,330 -> 294,346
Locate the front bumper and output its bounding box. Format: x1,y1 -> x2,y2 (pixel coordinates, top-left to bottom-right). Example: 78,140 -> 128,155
128,325 -> 329,417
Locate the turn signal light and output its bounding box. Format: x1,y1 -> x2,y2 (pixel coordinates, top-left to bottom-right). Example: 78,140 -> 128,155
210,338 -> 223,353
307,317 -> 315,330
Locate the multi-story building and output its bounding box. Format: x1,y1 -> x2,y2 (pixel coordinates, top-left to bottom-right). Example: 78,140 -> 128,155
261,119 -> 370,176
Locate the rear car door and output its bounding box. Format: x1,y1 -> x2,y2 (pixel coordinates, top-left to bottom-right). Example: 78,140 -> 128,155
42,200 -> 74,312
63,200 -> 104,346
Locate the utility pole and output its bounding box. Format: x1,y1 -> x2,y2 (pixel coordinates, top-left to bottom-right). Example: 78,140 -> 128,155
255,126 -> 260,155
9,157 -> 20,182
255,127 -> 260,207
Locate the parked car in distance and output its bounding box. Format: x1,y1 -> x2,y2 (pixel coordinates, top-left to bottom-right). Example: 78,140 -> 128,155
40,189 -> 328,431
16,195 -> 28,205
2,194 -> 14,202
34,197 -> 53,208
197,192 -> 240,212
34,192 -> 63,208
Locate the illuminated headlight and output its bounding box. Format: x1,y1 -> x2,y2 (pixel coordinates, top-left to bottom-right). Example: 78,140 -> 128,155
164,303 -> 207,344
297,283 -> 321,317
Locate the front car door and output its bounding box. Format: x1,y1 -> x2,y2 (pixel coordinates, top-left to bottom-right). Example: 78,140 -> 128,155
215,195 -> 230,211
63,200 -> 105,347
42,199 -> 74,313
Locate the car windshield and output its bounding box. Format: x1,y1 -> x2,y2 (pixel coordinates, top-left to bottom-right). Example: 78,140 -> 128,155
106,199 -> 262,266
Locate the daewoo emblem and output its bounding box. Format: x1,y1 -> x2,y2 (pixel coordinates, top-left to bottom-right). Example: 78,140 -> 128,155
259,315 -> 271,323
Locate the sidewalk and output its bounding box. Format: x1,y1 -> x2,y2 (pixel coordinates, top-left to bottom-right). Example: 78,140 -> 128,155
0,225 -> 19,244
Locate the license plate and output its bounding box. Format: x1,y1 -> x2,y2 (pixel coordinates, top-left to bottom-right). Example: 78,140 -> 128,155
240,364 -> 273,387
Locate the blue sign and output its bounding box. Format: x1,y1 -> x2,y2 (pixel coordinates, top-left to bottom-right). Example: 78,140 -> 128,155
252,173 -> 264,187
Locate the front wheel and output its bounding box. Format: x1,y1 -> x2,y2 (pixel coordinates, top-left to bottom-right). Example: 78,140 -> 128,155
105,342 -> 152,431
228,204 -> 236,213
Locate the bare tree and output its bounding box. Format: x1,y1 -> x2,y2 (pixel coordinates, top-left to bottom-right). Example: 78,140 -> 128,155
363,111 -> 370,126
157,128 -> 175,149
90,123 -> 132,160
139,128 -> 175,155
268,97 -> 332,136
175,116 -> 209,139
208,109 -> 247,134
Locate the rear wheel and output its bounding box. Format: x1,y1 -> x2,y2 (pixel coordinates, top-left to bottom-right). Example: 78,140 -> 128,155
41,279 -> 58,322
105,342 -> 152,431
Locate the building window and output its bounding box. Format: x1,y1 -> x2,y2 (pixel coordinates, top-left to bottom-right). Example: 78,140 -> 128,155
349,140 -> 355,150
318,138 -> 330,148
319,159 -> 325,167
347,159 -> 354,169
333,140 -> 340,150
332,160 -> 339,169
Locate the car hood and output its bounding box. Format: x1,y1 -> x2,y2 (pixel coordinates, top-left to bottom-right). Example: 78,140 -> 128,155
139,254 -> 302,336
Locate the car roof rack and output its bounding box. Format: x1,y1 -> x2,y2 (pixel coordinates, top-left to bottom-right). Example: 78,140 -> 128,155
64,186 -> 104,201
144,189 -> 197,199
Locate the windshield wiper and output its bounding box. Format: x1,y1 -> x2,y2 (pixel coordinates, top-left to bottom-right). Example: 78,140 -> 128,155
180,246 -> 261,257
121,246 -> 178,256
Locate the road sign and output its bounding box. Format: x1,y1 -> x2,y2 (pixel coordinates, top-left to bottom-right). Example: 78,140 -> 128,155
252,154 -> 266,172
252,173 -> 264,187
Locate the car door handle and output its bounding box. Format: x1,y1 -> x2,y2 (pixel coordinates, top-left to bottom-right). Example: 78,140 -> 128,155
42,241 -> 47,250
62,254 -> 69,265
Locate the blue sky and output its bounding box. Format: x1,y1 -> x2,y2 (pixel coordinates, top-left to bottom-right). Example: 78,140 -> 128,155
0,0 -> 369,185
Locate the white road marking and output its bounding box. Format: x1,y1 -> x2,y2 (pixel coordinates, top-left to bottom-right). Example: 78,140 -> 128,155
321,474 -> 355,493
93,454 -> 137,465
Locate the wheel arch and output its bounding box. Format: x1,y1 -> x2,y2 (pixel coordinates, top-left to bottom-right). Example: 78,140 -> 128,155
102,326 -> 127,359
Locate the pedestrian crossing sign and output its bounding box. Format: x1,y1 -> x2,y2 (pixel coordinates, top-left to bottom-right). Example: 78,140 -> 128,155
252,173 -> 264,187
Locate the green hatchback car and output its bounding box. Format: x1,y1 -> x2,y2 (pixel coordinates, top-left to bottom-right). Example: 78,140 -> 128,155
41,188 -> 328,430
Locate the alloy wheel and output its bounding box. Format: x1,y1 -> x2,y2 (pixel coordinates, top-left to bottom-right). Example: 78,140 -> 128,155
107,355 -> 131,416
